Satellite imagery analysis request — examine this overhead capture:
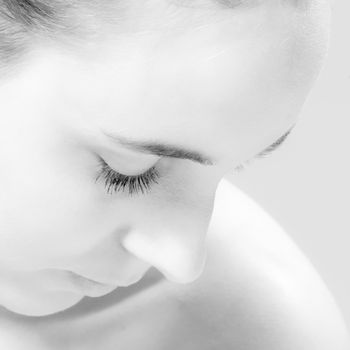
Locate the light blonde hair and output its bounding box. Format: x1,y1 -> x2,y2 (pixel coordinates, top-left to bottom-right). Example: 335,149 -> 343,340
0,0 -> 124,75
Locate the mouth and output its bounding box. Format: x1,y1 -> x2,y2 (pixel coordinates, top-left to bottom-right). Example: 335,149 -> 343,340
65,271 -> 118,298
40,266 -> 150,297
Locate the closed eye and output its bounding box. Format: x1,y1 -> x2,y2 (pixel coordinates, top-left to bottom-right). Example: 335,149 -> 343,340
95,158 -> 160,196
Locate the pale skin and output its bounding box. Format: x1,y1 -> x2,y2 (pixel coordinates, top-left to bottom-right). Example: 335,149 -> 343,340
0,0 -> 349,348
0,181 -> 349,349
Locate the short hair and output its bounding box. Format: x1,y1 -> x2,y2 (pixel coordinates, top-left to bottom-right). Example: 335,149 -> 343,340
1,1 -> 59,72
0,0 -> 123,76
0,0 -> 324,78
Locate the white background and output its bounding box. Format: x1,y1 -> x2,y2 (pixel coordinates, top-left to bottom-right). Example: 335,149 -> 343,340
228,0 -> 350,328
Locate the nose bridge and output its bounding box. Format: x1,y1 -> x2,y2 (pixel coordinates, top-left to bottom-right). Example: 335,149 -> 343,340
121,193 -> 215,284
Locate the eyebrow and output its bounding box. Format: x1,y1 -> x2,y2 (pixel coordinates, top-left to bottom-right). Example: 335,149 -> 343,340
177,0 -> 261,10
254,125 -> 295,160
103,124 -> 295,167
103,132 -> 215,165
213,0 -> 262,10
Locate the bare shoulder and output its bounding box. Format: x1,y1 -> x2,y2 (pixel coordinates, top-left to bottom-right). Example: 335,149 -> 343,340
0,179 -> 348,350
186,177 -> 350,350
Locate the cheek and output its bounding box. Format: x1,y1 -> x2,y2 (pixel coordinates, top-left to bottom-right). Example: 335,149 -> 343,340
0,189 -> 87,270
0,148 -> 114,270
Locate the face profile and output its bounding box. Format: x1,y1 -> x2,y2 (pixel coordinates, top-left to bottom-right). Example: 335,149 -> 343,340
0,0 -> 331,317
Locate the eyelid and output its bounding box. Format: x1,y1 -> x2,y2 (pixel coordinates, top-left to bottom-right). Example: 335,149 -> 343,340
96,156 -> 154,178
95,157 -> 160,196
97,147 -> 160,176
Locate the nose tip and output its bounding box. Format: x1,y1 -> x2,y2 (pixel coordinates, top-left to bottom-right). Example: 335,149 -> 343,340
160,253 -> 207,284
120,232 -> 207,285
156,244 -> 208,284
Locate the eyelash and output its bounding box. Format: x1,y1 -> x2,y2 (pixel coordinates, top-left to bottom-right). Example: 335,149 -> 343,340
233,153 -> 269,173
95,158 -> 160,196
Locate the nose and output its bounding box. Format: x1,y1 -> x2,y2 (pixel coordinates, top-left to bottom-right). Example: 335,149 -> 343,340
121,229 -> 208,284
120,196 -> 214,284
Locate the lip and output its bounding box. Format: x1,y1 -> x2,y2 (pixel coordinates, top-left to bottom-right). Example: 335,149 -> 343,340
64,271 -> 117,297
41,267 -> 149,297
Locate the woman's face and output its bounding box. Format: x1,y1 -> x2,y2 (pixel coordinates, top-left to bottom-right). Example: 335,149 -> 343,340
0,0 -> 329,316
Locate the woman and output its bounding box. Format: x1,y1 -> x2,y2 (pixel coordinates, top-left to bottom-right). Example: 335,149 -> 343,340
0,0 -> 348,349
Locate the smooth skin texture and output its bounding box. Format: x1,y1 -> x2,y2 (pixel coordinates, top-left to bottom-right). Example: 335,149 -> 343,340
0,0 -> 334,323
0,180 -> 349,350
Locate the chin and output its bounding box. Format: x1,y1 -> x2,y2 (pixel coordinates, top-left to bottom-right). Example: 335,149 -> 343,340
0,290 -> 84,317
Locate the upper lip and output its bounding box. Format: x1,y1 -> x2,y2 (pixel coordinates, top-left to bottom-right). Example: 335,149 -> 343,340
66,267 -> 150,287
60,270 -> 118,297
67,271 -> 114,286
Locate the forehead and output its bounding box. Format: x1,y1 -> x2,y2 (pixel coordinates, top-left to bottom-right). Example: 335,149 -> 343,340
10,1 -> 313,164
